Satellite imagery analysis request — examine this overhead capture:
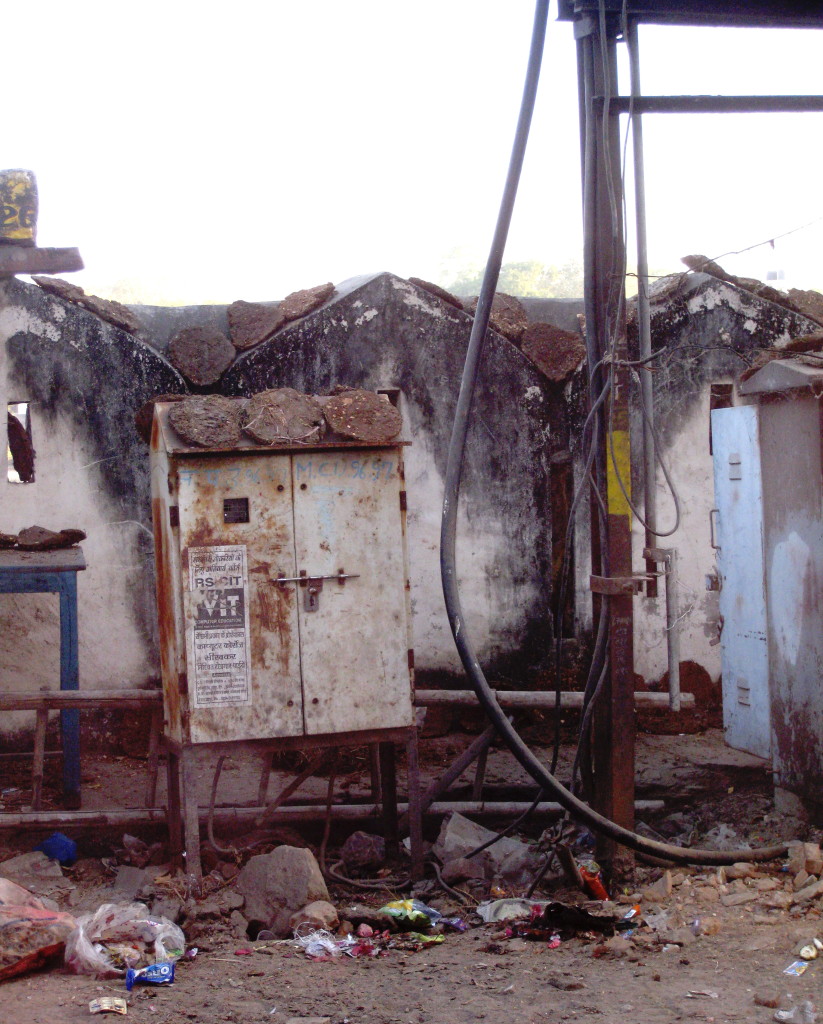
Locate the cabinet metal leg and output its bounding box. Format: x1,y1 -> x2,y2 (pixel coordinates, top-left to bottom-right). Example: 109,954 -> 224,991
405,728 -> 423,881
180,747 -> 202,889
379,742 -> 399,859
166,749 -> 183,871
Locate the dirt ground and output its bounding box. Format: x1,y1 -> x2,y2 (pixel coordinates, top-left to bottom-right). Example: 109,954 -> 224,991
1,727 -> 822,1024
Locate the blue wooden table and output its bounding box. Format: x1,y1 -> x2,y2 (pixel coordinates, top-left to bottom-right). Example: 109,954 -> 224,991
0,547 -> 86,806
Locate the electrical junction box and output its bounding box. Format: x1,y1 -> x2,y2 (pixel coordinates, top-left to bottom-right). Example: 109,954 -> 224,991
150,401 -> 415,746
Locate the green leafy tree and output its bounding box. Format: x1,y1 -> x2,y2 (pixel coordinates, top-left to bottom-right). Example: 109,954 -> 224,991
442,257 -> 585,298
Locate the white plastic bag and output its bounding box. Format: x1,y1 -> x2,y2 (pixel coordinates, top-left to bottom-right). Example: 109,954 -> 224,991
65,902 -> 185,977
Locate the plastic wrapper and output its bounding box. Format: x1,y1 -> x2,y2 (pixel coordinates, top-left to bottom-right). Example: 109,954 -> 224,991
126,960 -> 175,990
380,900 -> 464,932
476,898 -> 542,923
65,902 -> 185,978
0,879 -> 77,982
293,927 -> 343,959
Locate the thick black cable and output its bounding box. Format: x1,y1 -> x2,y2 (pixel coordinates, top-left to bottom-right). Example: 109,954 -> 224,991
439,0 -> 787,868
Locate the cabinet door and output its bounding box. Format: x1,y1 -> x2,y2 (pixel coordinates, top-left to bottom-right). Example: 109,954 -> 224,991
291,450 -> 414,735
177,454 -> 303,743
711,406 -> 770,758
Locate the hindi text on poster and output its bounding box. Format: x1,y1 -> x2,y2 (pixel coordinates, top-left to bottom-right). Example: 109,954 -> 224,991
188,545 -> 252,708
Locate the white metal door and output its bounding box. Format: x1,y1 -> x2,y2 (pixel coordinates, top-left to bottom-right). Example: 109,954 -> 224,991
291,449 -> 414,735
177,454 -> 304,743
711,406 -> 770,757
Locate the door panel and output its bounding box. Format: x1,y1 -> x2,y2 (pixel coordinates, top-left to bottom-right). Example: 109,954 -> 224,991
711,406 -> 770,758
291,450 -> 414,735
177,454 -> 303,742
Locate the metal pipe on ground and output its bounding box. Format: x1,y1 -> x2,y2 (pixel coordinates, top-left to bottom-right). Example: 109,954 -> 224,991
0,799 -> 666,831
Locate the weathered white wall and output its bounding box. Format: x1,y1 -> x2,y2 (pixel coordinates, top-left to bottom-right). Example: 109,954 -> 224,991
631,393 -> 723,685
0,290 -> 158,711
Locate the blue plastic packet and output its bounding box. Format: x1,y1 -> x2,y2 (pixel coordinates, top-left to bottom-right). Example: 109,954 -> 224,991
125,961 -> 175,991
35,832 -> 77,866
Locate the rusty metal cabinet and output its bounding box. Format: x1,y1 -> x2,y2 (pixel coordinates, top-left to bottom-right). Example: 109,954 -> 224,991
151,412 -> 415,745
149,402 -> 420,880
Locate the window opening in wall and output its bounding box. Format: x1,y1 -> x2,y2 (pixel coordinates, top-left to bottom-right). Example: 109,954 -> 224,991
7,402 -> 35,483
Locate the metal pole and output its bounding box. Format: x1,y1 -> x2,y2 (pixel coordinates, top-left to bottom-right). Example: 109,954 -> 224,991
664,550 -> 681,711
583,10 -> 636,884
627,19 -> 659,600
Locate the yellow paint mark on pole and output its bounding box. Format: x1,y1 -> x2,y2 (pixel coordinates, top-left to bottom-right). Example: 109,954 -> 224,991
607,429 -> 632,520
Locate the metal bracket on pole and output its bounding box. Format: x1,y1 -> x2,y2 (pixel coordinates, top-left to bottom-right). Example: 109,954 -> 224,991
643,547 -> 681,711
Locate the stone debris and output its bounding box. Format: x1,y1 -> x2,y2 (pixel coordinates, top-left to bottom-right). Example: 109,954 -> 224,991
168,325 -> 236,386
241,388 -> 325,445
15,526 -> 86,551
787,289 -> 823,326
408,277 -> 464,311
642,870 -> 673,901
791,879 -> 823,905
289,900 -> 339,933
789,842 -> 823,878
31,276 -> 142,334
520,321 -> 586,383
725,861 -> 759,880
278,282 -> 335,325
169,395 -> 243,448
432,811 -> 547,887
322,389 -> 402,443
110,865 -> 149,900
134,393 -> 187,444
466,292 -> 529,342
227,300 -> 286,350
339,831 -> 386,874
680,255 -> 823,328
235,845 -> 329,938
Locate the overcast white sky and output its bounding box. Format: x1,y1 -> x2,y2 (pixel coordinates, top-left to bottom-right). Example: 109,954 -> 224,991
8,2 -> 823,303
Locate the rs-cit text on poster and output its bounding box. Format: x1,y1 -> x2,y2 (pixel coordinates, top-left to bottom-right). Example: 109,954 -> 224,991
188,545 -> 252,708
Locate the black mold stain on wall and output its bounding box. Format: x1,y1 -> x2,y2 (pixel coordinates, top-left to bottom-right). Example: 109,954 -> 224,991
224,273 -> 566,677
632,273 -> 819,448
4,278 -> 188,647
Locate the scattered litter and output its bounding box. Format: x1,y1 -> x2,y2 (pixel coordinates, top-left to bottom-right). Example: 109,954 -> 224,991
686,990 -> 719,999
579,861 -> 609,900
799,944 -> 818,961
774,1001 -> 817,1023
34,833 -> 77,866
89,997 -> 128,1015
476,899 -> 541,924
378,899 -> 439,929
784,960 -> 810,977
0,879 -> 76,982
65,902 -> 186,977
294,928 -> 343,960
125,961 -> 175,991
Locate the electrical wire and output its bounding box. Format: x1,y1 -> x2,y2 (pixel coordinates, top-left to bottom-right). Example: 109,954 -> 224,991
439,0 -> 789,869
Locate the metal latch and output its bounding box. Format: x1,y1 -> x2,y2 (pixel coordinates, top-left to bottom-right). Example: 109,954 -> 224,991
273,568 -> 360,612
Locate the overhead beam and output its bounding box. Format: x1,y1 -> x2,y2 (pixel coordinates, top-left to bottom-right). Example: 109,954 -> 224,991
559,2 -> 823,30
597,95 -> 823,115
